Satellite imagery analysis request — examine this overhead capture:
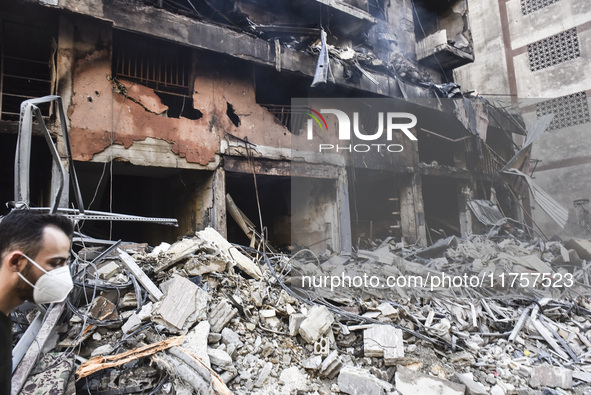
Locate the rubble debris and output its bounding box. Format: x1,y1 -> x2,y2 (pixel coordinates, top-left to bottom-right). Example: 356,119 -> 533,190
363,324 -> 404,363
455,372 -> 488,395
183,321 -> 211,367
152,275 -> 210,333
298,305 -> 335,344
395,365 -> 466,395
118,248 -> 163,301
12,226 -> 591,394
209,300 -> 238,333
319,350 -> 343,379
529,364 -> 573,389
196,227 -> 263,279
564,238 -> 591,260
337,365 -> 395,395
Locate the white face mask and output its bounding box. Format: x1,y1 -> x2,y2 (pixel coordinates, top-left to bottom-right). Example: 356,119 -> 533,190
18,254 -> 74,305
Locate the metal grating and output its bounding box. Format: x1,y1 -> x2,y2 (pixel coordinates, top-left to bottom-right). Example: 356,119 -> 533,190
527,28 -> 580,72
520,0 -> 560,15
112,31 -> 190,94
535,91 -> 590,131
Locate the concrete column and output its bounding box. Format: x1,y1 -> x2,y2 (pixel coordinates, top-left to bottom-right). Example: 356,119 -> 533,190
458,183 -> 473,238
212,165 -> 226,237
337,168 -> 352,254
398,174 -> 427,246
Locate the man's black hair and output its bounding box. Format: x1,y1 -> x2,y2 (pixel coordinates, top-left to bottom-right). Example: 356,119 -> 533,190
0,210 -> 74,266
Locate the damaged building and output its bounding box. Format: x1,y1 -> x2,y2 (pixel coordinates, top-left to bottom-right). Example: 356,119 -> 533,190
4,1 -> 591,394
0,0 -> 531,251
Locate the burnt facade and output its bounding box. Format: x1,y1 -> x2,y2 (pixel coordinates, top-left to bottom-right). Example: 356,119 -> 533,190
1,0 -> 524,250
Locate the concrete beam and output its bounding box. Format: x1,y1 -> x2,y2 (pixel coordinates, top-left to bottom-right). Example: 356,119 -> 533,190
223,157 -> 340,179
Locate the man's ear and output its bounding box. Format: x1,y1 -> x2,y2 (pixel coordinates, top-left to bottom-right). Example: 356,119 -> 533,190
5,251 -> 26,272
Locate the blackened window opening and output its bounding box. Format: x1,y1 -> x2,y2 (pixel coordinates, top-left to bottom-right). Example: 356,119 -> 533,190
0,19 -> 54,120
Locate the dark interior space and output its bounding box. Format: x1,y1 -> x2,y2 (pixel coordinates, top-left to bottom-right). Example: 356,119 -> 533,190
225,171 -> 291,250
74,161 -> 209,245
0,133 -> 53,215
349,168 -> 401,243
0,13 -> 56,121
417,128 -> 458,166
421,175 -> 461,241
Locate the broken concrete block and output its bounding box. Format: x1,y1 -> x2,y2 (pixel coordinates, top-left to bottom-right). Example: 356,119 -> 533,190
207,347 -> 233,370
197,227 -> 263,279
395,365 -> 466,395
152,275 -> 210,334
184,256 -> 228,276
96,261 -> 121,280
299,305 -> 334,344
565,238 -> 591,260
221,327 -> 244,348
376,302 -> 399,320
279,366 -> 308,392
89,296 -> 119,321
320,350 -> 342,379
363,325 -> 404,364
254,362 -> 273,388
259,309 -> 276,318
313,336 -> 330,356
121,314 -> 142,334
489,385 -> 504,395
289,313 -> 306,336
155,237 -> 203,273
90,344 -> 114,358
337,365 -> 395,395
455,372 -> 488,395
209,300 -> 238,333
182,321 -> 211,368
301,355 -> 323,371
529,364 -> 573,389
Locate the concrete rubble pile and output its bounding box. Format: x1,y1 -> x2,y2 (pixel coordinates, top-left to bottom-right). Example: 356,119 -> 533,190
18,228 -> 591,394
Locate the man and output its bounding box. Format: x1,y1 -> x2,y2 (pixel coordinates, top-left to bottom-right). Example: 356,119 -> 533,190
0,210 -> 74,394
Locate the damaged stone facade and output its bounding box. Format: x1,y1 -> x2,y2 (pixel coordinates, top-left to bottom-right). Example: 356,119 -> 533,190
0,0 -> 523,251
